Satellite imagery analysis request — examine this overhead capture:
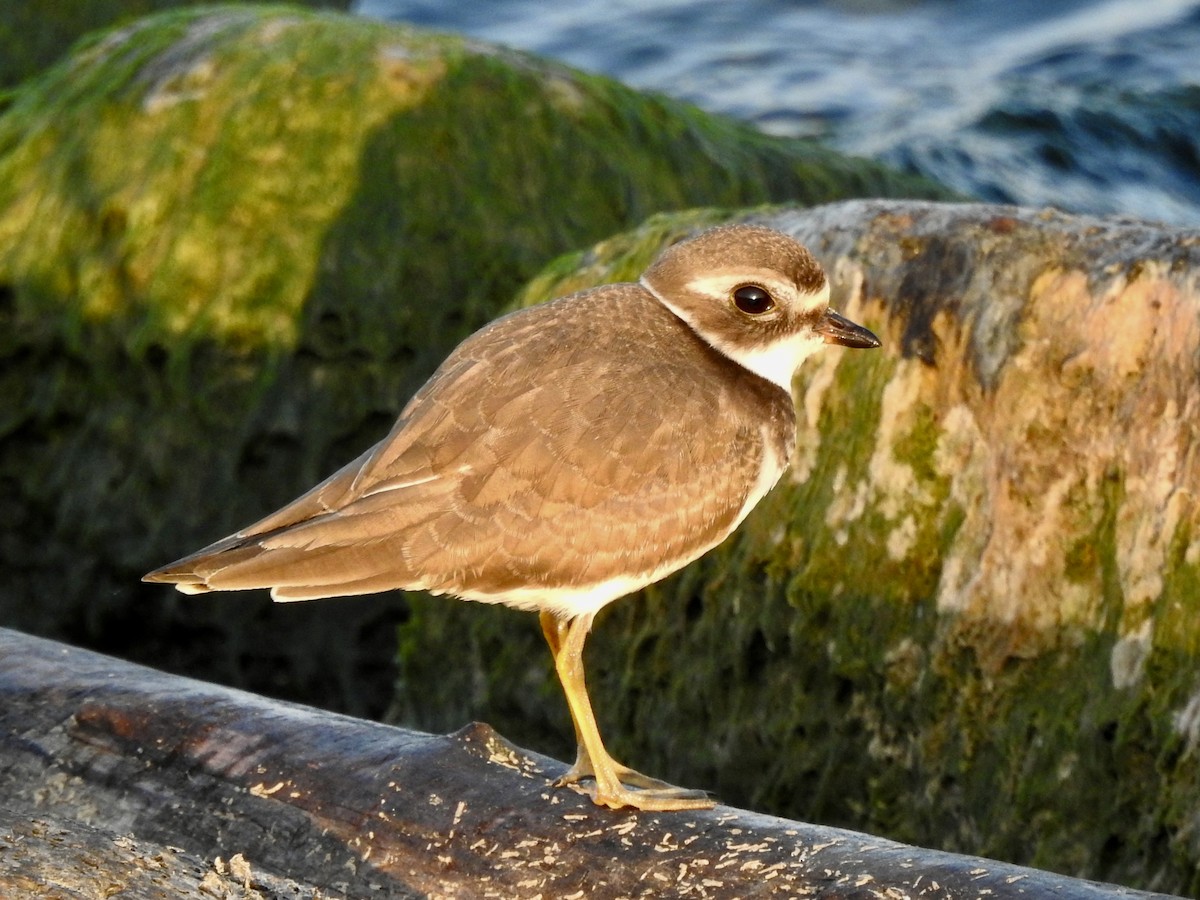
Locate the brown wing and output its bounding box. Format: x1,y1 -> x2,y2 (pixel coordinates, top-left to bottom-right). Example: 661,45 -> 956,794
144,286 -> 795,604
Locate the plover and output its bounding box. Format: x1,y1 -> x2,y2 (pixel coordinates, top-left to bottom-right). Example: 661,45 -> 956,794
145,223 -> 881,811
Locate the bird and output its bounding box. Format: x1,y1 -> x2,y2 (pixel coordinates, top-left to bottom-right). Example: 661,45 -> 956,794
144,223 -> 881,812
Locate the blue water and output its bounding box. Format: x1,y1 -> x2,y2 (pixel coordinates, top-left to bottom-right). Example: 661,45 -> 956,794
354,0 -> 1200,227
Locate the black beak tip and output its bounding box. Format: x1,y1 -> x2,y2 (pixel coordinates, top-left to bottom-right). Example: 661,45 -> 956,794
847,327 -> 882,350
819,309 -> 882,350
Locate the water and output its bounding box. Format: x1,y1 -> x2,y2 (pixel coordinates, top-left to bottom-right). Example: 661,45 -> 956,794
353,0 -> 1200,227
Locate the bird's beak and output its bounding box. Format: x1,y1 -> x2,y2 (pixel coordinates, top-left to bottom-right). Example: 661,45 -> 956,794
817,308 -> 881,349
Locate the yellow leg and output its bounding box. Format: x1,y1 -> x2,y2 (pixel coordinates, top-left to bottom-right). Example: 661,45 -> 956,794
538,610 -> 713,812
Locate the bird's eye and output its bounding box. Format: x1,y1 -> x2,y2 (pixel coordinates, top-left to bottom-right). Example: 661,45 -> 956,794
732,285 -> 776,315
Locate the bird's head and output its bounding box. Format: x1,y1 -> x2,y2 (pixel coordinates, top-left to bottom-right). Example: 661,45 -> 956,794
640,224 -> 880,391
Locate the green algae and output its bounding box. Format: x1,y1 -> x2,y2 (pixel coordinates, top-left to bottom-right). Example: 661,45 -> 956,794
0,8 -> 438,358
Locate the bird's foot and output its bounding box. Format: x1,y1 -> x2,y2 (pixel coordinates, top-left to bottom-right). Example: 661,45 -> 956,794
556,757 -> 675,791
562,776 -> 715,811
555,758 -> 714,811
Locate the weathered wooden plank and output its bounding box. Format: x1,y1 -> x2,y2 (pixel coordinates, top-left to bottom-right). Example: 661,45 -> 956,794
0,628 -> 1177,898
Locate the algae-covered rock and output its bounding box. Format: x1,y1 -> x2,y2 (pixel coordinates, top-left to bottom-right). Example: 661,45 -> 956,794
0,5 -> 949,712
396,201 -> 1200,895
0,0 -> 351,92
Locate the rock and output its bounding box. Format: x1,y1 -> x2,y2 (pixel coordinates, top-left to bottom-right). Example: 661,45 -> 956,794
0,7 -> 950,714
398,200 -> 1200,894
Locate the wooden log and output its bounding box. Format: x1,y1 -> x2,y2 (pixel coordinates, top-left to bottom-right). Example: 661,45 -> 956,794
0,628 -> 1177,898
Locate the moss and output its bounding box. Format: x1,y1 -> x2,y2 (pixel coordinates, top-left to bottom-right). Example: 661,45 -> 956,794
775,354 -> 955,605
0,8 -> 426,359
1160,526 -> 1200,659
917,627 -> 1200,889
0,0 -> 353,91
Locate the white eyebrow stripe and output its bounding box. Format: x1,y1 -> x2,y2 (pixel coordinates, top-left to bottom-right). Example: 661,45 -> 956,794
681,272 -> 815,300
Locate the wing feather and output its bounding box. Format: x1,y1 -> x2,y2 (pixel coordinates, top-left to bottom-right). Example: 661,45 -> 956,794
145,286 -> 796,606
